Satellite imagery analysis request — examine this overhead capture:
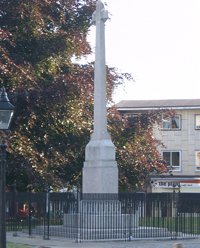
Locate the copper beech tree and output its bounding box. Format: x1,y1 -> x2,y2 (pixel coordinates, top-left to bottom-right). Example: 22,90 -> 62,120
109,109 -> 169,192
0,0 -> 167,191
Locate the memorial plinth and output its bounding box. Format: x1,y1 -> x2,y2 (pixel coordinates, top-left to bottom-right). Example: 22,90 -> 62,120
63,198 -> 140,241
83,137 -> 118,193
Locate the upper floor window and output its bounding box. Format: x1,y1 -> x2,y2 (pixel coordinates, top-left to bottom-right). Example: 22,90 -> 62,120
122,113 -> 139,124
195,151 -> 200,171
162,114 -> 181,130
162,151 -> 181,171
195,115 -> 200,129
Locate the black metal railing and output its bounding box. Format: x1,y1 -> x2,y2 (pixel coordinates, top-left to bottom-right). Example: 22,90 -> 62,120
5,192 -> 200,241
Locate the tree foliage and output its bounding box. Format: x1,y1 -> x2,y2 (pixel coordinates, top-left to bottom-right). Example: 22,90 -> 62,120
1,0 -> 167,192
109,109 -> 168,192
1,0 -> 94,190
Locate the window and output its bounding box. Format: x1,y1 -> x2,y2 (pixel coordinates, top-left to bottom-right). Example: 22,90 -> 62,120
162,151 -> 181,171
195,115 -> 200,129
162,114 -> 181,130
122,113 -> 139,124
195,151 -> 200,171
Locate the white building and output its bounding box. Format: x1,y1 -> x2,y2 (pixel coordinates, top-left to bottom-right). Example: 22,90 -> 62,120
116,99 -> 200,193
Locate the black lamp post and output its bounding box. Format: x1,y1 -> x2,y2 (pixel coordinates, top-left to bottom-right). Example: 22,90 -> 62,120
0,87 -> 15,247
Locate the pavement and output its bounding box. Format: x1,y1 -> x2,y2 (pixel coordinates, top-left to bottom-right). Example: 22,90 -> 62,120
6,232 -> 200,248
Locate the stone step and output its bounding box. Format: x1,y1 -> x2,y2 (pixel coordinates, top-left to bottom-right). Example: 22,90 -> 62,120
23,225 -> 172,240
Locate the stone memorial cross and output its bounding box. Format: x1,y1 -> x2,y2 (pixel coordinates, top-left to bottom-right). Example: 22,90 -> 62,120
82,0 -> 118,194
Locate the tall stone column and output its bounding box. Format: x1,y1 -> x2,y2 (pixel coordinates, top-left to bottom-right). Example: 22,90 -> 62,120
82,0 -> 118,193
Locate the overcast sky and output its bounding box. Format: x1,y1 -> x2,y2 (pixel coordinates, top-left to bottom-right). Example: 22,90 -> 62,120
87,0 -> 200,103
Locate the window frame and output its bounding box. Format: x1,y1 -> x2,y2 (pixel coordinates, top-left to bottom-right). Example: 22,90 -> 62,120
162,150 -> 181,172
195,115 -> 200,130
161,114 -> 181,130
195,151 -> 200,171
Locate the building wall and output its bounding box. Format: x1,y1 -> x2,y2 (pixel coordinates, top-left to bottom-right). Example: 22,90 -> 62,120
118,105 -> 200,193
154,109 -> 200,177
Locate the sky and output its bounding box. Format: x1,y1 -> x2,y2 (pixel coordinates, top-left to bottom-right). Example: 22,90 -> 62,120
87,0 -> 200,103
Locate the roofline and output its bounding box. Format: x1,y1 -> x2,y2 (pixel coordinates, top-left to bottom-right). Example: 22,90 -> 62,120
117,106 -> 200,111
150,175 -> 200,180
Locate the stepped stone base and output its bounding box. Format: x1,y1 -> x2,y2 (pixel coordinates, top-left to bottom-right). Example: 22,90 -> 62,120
24,225 -> 171,241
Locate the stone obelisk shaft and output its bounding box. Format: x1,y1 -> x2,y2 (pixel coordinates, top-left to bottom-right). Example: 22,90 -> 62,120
93,0 -> 107,140
82,0 -> 118,194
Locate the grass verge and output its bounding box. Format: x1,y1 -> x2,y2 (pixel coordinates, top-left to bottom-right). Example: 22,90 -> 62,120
7,242 -> 33,248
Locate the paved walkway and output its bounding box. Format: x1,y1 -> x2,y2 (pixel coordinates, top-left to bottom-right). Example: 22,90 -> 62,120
6,233 -> 200,248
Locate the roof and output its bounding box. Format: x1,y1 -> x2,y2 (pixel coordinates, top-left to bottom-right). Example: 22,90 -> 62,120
116,99 -> 200,111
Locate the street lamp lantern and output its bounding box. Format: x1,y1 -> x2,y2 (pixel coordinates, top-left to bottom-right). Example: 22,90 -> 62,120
0,87 -> 15,130
0,87 -> 15,247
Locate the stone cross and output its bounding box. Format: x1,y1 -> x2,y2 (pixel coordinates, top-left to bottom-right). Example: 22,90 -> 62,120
82,0 -> 118,194
91,0 -> 109,25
